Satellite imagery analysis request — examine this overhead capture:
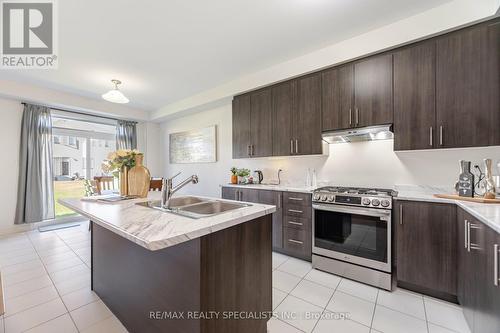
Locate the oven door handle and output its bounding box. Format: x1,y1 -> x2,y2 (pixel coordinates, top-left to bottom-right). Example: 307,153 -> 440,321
313,204 -> 391,219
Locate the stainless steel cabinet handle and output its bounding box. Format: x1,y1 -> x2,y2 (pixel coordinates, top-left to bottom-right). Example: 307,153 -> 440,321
295,139 -> 298,154
290,140 -> 293,155
439,126 -> 443,146
355,108 -> 359,126
288,239 -> 303,245
494,244 -> 499,287
349,108 -> 352,126
235,191 -> 239,201
238,191 -> 242,201
288,209 -> 303,213
464,220 -> 468,249
277,194 -> 281,209
429,127 -> 433,147
468,223 -> 481,251
399,204 -> 403,225
288,221 -> 303,226
288,197 -> 304,201
251,145 -> 254,156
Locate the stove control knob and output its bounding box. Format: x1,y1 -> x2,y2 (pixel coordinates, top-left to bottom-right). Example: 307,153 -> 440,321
362,198 -> 371,206
327,195 -> 335,202
313,193 -> 321,201
372,199 -> 380,206
381,199 -> 390,208
321,194 -> 328,201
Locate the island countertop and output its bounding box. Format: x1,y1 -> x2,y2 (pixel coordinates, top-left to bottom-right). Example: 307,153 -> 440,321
59,192 -> 276,251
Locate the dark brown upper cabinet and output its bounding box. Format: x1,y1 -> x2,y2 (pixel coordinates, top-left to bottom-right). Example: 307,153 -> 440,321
249,89 -> 273,157
436,21 -> 500,148
354,54 -> 394,127
322,64 -> 354,131
272,80 -> 296,156
393,41 -> 436,150
395,200 -> 457,300
232,88 -> 273,158
232,94 -> 251,158
294,73 -> 323,155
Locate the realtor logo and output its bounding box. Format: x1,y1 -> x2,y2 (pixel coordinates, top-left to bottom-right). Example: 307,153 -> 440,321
1,0 -> 58,68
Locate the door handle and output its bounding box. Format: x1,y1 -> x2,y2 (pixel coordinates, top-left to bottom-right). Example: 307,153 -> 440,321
429,127 -> 433,147
464,220 -> 468,249
439,126 -> 443,146
295,139 -> 298,154
494,244 -> 499,287
399,204 -> 403,225
290,140 -> 294,155
288,239 -> 303,245
288,221 -> 303,226
467,222 -> 481,252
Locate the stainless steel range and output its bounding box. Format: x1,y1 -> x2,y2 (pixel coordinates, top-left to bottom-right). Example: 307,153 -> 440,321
312,186 -> 397,290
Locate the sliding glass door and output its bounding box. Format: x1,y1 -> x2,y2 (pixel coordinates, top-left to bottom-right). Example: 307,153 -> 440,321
51,113 -> 116,219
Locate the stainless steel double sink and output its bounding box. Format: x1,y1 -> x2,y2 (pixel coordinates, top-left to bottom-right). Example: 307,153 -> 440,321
136,196 -> 250,219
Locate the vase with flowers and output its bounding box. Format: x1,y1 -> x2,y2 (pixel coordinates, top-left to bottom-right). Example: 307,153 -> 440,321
102,149 -> 142,196
230,167 -> 238,184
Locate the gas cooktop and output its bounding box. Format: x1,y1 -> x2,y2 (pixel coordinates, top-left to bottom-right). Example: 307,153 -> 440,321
312,186 -> 397,209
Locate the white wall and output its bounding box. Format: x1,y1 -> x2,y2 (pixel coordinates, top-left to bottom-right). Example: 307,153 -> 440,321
152,0 -> 500,120
161,104 -> 500,197
0,98 -> 24,232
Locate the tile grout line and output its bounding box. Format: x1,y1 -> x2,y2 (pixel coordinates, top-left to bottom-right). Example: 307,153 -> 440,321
27,230 -> 83,332
369,288 -> 380,331
422,295 -> 430,333
309,267 -> 342,333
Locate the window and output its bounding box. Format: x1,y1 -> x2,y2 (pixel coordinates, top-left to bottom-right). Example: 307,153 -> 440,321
52,113 -> 117,218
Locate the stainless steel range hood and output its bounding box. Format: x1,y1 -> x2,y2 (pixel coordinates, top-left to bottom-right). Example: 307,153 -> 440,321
322,124 -> 393,144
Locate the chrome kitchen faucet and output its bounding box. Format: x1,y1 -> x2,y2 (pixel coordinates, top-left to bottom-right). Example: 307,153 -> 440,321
162,172 -> 199,209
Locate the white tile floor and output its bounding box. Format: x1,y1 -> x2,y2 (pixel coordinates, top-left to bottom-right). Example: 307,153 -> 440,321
0,224 -> 471,333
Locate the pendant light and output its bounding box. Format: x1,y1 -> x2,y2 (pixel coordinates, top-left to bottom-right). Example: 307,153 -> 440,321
102,79 -> 129,104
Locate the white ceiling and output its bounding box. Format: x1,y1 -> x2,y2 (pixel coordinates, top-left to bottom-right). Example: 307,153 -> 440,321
2,0 -> 452,111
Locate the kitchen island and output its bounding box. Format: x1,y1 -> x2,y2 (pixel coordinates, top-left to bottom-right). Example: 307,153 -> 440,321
59,193 -> 276,333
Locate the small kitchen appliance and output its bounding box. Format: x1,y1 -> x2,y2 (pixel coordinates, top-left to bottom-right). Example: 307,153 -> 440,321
312,186 -> 397,290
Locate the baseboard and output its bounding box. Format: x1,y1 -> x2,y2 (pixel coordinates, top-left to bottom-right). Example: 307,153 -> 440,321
0,216 -> 88,237
397,280 -> 458,304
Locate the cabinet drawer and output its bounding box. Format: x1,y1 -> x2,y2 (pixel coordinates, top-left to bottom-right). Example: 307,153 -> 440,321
283,192 -> 311,206
283,216 -> 310,231
284,204 -> 312,219
283,227 -> 311,259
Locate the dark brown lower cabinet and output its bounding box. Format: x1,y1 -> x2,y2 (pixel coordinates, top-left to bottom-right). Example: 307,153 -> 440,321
221,187 -> 311,260
222,187 -> 283,251
394,200 -> 457,301
457,207 -> 500,333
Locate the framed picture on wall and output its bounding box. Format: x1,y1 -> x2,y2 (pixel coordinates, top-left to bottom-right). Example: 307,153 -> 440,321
169,125 -> 217,164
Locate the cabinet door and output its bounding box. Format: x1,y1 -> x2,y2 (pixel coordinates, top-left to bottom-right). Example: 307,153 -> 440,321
249,89 -> 273,157
272,81 -> 295,156
294,73 -> 323,155
232,95 -> 251,158
321,65 -> 353,131
474,223 -> 500,333
396,201 -> 457,298
221,187 -> 240,201
456,209 -> 476,329
393,41 -> 436,150
436,22 -> 499,148
239,188 -> 259,203
354,54 -> 393,127
258,190 -> 283,250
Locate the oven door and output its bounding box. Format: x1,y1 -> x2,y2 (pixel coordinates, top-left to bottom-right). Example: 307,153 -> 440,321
312,203 -> 391,272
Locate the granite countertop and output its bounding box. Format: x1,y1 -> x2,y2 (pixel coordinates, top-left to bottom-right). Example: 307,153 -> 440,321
221,183 -> 314,193
59,192 -> 276,251
395,185 -> 500,234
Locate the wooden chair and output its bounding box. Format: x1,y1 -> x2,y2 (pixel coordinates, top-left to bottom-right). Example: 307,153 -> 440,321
94,176 -> 116,195
150,178 -> 163,191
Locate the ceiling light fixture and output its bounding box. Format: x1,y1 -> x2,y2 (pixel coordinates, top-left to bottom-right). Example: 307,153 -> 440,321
102,79 -> 129,104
